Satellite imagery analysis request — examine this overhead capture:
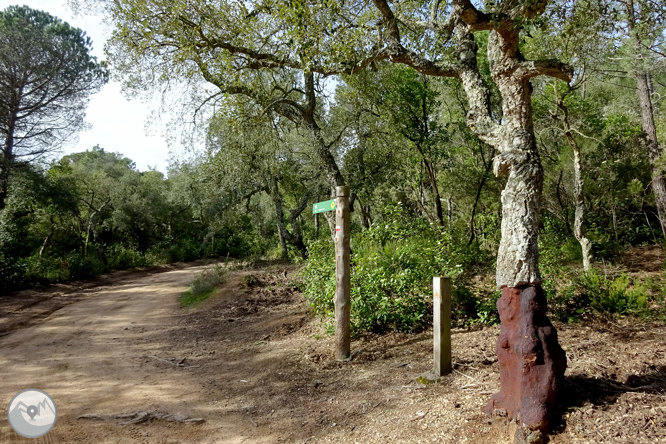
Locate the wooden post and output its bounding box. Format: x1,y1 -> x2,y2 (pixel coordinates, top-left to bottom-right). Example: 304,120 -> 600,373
433,276 -> 452,376
335,186 -> 351,360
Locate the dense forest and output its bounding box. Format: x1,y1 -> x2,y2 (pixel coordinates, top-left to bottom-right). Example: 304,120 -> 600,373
1,0 -> 665,432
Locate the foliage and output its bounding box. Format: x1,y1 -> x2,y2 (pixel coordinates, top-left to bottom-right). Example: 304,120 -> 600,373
0,5 -> 108,208
180,264 -> 229,308
303,204 -> 493,334
545,267 -> 650,321
0,147 -> 270,293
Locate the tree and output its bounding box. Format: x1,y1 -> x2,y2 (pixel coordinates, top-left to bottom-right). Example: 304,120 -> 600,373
343,65 -> 450,226
98,0 -> 577,430
620,0 -> 666,237
0,5 -> 108,209
205,102 -> 317,259
319,0 -> 571,431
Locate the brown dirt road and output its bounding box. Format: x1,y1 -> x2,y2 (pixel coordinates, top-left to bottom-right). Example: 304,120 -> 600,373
0,263 -> 288,443
1,263 -> 665,444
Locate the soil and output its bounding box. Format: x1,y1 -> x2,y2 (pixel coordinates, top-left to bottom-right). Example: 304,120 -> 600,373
0,262 -> 665,443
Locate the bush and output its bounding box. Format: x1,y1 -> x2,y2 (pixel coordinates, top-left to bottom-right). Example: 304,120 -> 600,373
180,264 -> 229,308
67,252 -> 106,280
23,255 -> 70,284
581,270 -> 648,315
303,204 -> 491,334
546,268 -> 648,320
107,244 -> 151,270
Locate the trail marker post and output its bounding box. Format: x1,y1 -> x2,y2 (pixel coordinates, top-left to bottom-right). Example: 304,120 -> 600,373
312,187 -> 351,361
433,276 -> 452,376
334,186 -> 351,360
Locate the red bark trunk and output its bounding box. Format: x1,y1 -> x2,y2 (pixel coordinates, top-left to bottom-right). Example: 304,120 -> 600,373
485,286 -> 567,431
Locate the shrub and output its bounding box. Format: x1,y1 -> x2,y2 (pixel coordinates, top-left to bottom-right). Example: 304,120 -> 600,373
303,204 -> 492,334
67,252 -> 106,280
546,268 -> 648,320
180,264 -> 229,308
107,244 -> 150,270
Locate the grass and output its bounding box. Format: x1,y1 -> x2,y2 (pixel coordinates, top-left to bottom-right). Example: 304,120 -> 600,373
179,264 -> 229,308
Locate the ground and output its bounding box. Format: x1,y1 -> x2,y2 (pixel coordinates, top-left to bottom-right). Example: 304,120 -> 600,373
0,261 -> 665,443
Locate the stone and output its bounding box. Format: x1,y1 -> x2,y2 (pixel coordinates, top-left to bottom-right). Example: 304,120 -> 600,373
514,426 -> 545,444
485,285 -> 566,431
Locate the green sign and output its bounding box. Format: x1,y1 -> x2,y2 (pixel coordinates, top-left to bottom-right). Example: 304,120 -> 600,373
313,199 -> 336,214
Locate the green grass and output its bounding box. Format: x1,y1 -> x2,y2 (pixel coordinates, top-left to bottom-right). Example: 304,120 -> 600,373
179,264 -> 229,308
179,288 -> 217,308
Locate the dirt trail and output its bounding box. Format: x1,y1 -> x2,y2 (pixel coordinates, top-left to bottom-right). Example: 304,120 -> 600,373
0,264 -> 270,444
1,263 -> 665,444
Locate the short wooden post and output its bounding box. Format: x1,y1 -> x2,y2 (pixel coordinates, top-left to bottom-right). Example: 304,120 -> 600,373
335,186 -> 351,360
433,277 -> 452,375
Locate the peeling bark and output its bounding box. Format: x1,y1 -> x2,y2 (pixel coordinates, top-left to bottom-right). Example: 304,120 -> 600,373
485,285 -> 567,432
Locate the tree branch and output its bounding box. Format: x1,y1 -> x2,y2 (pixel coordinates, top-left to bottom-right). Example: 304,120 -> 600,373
518,59 -> 574,82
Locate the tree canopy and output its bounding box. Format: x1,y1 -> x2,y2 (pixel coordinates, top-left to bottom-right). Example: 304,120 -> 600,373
0,5 -> 108,209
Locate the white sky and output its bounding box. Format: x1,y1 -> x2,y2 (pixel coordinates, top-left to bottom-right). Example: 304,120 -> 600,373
5,0 -> 177,173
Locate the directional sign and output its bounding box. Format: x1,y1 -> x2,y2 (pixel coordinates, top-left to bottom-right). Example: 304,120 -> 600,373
313,199 -> 336,214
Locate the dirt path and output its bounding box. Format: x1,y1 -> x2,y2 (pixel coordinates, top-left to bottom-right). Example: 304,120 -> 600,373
1,264 -> 665,443
0,264 -> 262,443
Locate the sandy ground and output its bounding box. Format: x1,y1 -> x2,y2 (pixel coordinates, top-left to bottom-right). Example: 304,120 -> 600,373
0,263 -> 665,443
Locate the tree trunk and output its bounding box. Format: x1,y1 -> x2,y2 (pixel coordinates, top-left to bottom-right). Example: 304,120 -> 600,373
277,223 -> 288,260
0,110 -> 17,210
636,71 -> 666,238
557,90 -> 592,271
359,202 -> 371,230
314,212 -> 320,237
301,72 -> 346,239
270,178 -> 309,260
481,28 -> 566,432
625,0 -> 666,239
468,144 -> 494,245
571,139 -> 592,271
39,228 -> 54,258
84,211 -> 97,259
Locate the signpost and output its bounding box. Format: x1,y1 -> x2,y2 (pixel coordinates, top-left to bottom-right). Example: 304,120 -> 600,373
312,188 -> 350,361
312,199 -> 336,214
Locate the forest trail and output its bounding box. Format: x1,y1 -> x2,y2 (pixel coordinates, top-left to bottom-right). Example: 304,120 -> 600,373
1,263 -> 665,444
0,263 -> 283,444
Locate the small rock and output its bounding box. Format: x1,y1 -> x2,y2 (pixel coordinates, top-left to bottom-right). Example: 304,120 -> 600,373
514,427 -> 544,444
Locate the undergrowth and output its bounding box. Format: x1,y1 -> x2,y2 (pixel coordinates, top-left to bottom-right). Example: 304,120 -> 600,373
180,264 -> 229,308
303,204 -> 495,334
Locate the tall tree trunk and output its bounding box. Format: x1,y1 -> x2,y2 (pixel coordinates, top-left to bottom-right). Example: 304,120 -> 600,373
277,223 -> 288,260
626,0 -> 666,238
84,211 -> 97,259
301,72 -> 346,238
427,161 -> 445,226
0,110 -> 17,211
477,27 -> 566,433
636,71 -> 666,238
314,212 -> 320,237
571,139 -> 592,271
557,90 -> 592,270
468,143 -> 494,245
359,202 -> 371,229
270,178 -> 309,260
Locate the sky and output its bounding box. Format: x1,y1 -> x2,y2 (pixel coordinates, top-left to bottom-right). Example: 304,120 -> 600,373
7,0 -> 177,173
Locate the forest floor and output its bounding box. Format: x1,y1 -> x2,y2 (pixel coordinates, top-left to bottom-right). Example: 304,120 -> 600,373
0,259 -> 665,443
